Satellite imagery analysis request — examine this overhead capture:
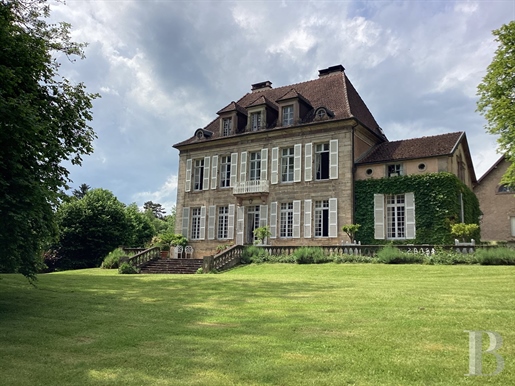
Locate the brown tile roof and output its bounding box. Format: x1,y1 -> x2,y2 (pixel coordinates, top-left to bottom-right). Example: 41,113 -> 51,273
174,68 -> 384,147
357,132 -> 464,164
216,101 -> 247,116
247,95 -> 278,110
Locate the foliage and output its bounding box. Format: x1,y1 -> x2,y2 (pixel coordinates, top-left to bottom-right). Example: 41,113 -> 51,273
72,183 -> 91,199
477,21 -> 515,186
241,245 -> 268,264
215,243 -> 233,254
196,267 -> 203,274
376,245 -> 423,264
144,201 -> 166,219
0,0 -> 98,279
475,247 -> 515,265
332,254 -> 376,264
55,189 -> 130,269
125,203 -> 155,247
292,247 -> 329,264
354,173 -> 480,245
101,248 -> 127,269
253,226 -> 271,245
341,224 -> 361,242
450,223 -> 480,242
152,233 -> 188,250
118,262 -> 139,274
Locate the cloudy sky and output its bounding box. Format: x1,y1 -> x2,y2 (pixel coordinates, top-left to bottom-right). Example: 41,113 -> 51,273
51,0 -> 514,214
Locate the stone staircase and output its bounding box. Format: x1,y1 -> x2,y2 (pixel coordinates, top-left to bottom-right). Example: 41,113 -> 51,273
140,258 -> 203,274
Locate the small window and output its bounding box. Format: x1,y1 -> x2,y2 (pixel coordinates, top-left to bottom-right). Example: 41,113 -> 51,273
388,164 -> 403,177
418,163 -> 426,171
316,108 -> 326,120
222,118 -> 232,136
282,105 -> 294,126
366,168 -> 373,176
250,112 -> 261,131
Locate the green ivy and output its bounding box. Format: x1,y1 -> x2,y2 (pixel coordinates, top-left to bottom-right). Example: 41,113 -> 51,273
355,173 -> 480,245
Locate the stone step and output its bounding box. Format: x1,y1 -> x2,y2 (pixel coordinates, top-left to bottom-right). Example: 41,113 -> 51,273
140,258 -> 203,274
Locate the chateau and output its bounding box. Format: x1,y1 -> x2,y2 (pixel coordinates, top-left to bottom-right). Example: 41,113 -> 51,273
173,65 -> 477,257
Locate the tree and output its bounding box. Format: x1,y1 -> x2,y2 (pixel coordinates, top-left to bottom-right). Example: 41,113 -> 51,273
477,21 -> 515,186
55,189 -> 129,269
125,203 -> 155,247
0,1 -> 98,278
72,183 -> 91,199
143,201 -> 166,219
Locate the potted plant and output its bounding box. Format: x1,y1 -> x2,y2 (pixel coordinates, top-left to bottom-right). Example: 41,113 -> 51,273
341,224 -> 361,244
253,226 -> 271,246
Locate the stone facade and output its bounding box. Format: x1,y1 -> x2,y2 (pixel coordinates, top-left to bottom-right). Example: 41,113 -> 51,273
474,156 -> 515,242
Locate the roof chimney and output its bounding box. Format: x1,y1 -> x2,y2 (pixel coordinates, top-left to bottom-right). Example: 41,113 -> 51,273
318,65 -> 345,77
251,81 -> 273,92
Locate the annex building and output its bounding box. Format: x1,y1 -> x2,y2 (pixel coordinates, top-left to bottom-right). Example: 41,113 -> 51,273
173,65 -> 478,257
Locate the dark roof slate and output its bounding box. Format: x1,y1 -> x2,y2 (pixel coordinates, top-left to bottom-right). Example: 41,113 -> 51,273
357,132 -> 464,164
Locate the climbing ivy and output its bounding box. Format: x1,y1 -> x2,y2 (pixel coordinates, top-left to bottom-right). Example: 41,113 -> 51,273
354,173 -> 480,245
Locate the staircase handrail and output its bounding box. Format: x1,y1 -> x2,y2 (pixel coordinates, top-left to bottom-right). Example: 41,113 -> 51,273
204,244 -> 244,273
127,246 -> 161,268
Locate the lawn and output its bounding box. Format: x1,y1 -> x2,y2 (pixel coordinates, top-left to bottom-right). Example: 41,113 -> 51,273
0,264 -> 513,385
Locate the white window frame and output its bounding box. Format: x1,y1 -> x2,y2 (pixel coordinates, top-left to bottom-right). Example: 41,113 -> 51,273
249,151 -> 261,181
250,112 -> 261,131
220,155 -> 231,188
280,202 -> 294,238
387,164 -> 403,177
193,159 -> 204,191
191,208 -> 202,240
315,143 -> 330,181
374,193 -> 415,240
281,147 -> 295,182
222,118 -> 232,136
314,200 -> 329,237
387,194 -> 406,239
218,206 -> 229,239
282,105 -> 294,126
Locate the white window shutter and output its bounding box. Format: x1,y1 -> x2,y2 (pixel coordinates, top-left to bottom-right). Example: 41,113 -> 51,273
185,159 -> 192,192
305,143 -> 312,182
230,153 -> 238,187
329,198 -> 338,238
330,139 -> 338,179
228,204 -> 235,239
293,200 -> 301,238
259,205 -> 268,228
260,148 -> 268,181
271,147 -> 279,185
200,206 -> 206,240
208,205 -> 216,240
294,144 -> 302,182
304,199 -> 312,238
211,155 -> 218,189
181,207 -> 190,237
236,206 -> 244,245
203,157 -> 210,190
270,202 -> 277,238
405,192 -> 416,239
240,151 -> 247,182
374,194 -> 385,239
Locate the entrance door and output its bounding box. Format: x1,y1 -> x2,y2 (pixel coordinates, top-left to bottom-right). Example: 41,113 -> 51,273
246,205 -> 260,244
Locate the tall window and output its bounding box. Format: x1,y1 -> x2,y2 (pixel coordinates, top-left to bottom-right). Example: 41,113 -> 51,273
250,112 -> 261,131
280,202 -> 293,238
315,143 -> 330,180
249,151 -> 261,181
282,105 -> 293,126
222,118 -> 232,136
314,200 -> 329,237
281,147 -> 294,182
218,206 -> 229,239
388,164 -> 402,177
386,194 -> 405,239
220,156 -> 231,188
193,159 -> 204,190
191,208 -> 202,239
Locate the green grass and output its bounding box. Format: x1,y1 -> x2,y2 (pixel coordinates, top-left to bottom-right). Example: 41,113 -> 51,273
0,265 -> 514,385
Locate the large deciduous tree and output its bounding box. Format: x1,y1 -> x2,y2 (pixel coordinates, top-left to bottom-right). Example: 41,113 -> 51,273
477,21 -> 515,185
0,1 -> 98,278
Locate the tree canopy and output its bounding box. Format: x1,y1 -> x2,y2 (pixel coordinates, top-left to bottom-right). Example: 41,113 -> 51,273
477,21 -> 515,185
0,0 -> 98,278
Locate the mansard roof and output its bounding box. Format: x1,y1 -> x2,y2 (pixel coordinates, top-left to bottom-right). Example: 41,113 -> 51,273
174,66 -> 385,147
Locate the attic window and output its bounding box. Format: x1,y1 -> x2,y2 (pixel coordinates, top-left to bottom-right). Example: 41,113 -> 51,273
366,168 -> 373,176
387,164 -> 403,177
316,108 -> 326,119
418,163 -> 426,171
196,130 -> 203,139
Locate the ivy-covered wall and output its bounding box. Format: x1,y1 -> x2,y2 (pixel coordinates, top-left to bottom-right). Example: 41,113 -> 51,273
354,173 -> 480,245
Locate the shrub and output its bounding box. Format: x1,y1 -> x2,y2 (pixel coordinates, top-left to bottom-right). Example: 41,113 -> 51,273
118,262 -> 139,274
333,254 -> 376,264
475,247 -> 515,265
241,246 -> 268,264
376,245 -> 423,264
292,247 -> 329,264
101,248 -> 127,269
196,267 -> 203,274
451,223 -> 480,242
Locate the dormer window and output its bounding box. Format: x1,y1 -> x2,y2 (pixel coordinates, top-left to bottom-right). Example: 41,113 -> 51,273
316,108 -> 326,120
222,118 -> 232,136
250,112 -> 261,131
282,105 -> 294,126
